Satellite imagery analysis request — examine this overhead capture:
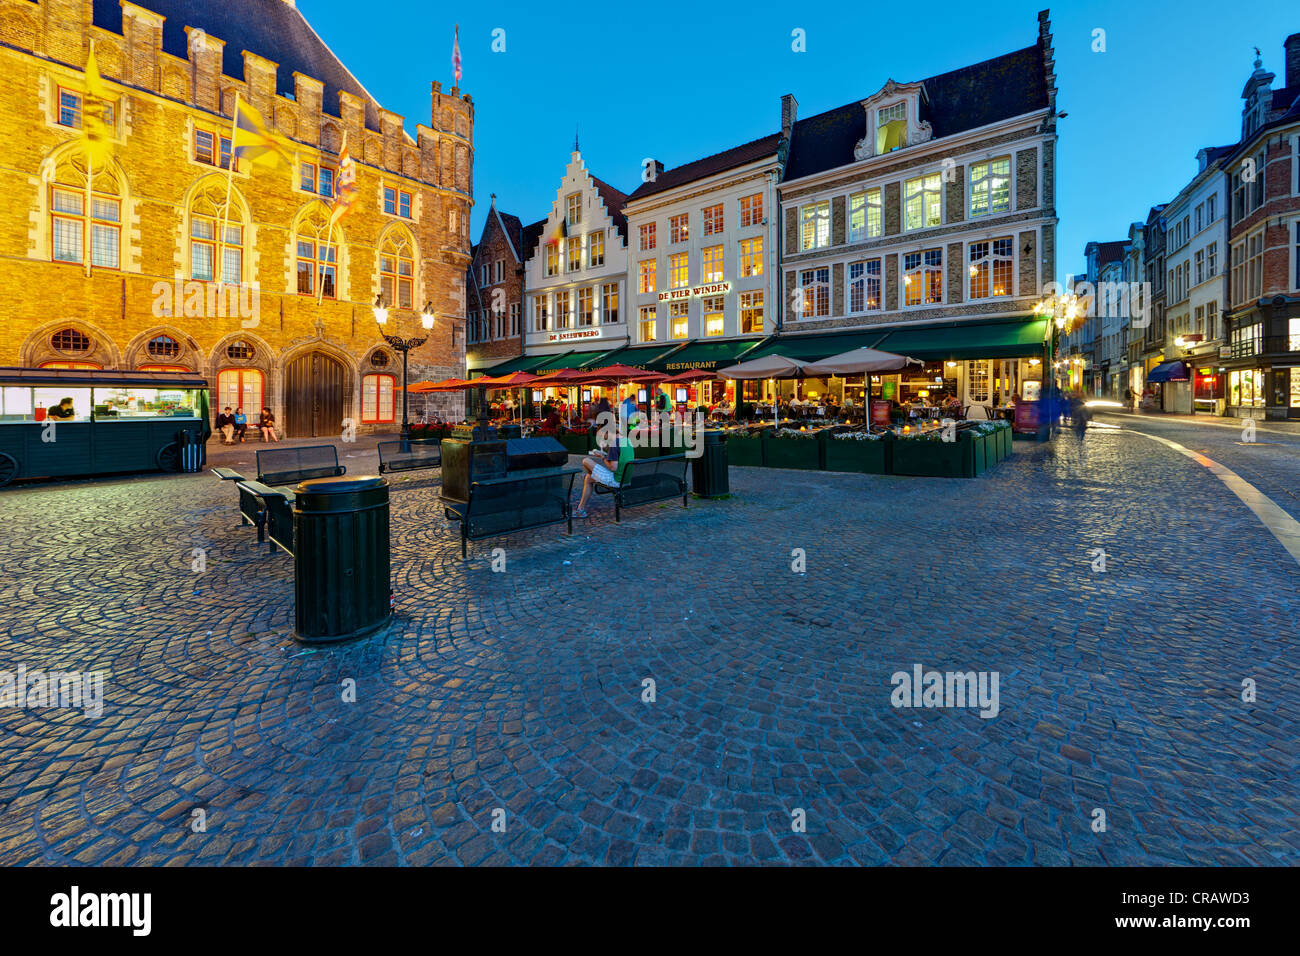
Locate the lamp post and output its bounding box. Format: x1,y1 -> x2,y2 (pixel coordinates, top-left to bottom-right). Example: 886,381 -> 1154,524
374,294 -> 435,442
1034,291 -> 1083,428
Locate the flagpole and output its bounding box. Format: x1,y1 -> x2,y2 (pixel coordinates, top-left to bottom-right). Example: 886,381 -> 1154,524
216,91 -> 240,288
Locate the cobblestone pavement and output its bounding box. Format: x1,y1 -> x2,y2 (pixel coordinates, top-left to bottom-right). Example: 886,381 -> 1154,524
0,424 -> 1296,866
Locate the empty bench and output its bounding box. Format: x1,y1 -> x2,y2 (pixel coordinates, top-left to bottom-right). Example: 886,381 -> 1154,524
441,466 -> 579,558
378,438 -> 442,475
211,444 -> 346,553
594,454 -> 689,522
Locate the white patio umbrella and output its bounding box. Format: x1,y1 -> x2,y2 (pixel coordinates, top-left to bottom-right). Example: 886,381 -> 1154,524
717,354 -> 814,428
803,347 -> 923,418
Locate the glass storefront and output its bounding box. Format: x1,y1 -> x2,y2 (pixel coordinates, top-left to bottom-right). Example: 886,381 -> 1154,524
1229,369 -> 1265,407
0,386 -> 200,423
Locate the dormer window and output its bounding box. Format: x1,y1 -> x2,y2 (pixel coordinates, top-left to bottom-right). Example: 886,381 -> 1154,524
876,103 -> 907,153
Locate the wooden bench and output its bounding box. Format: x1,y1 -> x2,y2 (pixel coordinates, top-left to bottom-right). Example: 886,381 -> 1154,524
377,438 -> 442,475
441,466 -> 579,558
594,453 -> 689,522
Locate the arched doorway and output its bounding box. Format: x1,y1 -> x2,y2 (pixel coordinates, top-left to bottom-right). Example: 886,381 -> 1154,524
285,351 -> 347,438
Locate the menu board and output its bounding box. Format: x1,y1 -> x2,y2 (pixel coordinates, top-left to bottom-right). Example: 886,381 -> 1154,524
871,400 -> 892,427
1014,400 -> 1040,431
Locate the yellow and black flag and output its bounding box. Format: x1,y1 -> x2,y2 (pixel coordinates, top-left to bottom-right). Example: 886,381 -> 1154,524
231,96 -> 291,170
82,43 -> 114,165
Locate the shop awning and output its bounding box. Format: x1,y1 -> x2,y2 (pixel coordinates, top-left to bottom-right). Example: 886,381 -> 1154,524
870,317 -> 1049,361
746,330 -> 888,362
646,338 -> 765,372
469,353 -> 555,377
529,348 -> 624,373
1146,361 -> 1190,383
590,343 -> 680,369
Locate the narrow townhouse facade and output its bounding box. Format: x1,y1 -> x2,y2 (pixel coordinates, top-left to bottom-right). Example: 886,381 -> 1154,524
1222,37 -> 1300,419
465,196 -> 536,372
1141,205 -> 1168,387
0,0 -> 475,434
1121,223 -> 1146,398
1073,240 -> 1127,396
520,151 -> 629,369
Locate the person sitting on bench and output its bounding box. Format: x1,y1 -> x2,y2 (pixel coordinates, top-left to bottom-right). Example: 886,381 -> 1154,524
573,435 -> 633,518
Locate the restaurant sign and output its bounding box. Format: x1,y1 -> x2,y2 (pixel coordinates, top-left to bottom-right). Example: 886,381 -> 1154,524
547,329 -> 603,343
657,281 -> 732,303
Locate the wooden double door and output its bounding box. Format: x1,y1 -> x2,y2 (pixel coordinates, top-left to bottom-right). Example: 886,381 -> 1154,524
284,351 -> 347,438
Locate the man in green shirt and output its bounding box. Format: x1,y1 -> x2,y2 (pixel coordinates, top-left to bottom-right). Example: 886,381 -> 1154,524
573,437 -> 633,518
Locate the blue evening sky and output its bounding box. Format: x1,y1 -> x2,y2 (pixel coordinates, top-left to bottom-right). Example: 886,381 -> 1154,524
302,0 -> 1296,281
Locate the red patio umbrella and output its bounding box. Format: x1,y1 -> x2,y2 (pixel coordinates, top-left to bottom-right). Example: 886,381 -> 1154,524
471,371 -> 542,424
532,368 -> 590,428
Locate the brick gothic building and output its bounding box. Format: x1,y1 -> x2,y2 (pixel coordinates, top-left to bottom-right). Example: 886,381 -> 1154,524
0,0 -> 474,435
465,196 -> 540,372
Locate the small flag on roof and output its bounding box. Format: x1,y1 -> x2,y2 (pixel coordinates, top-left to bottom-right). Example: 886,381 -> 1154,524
452,25 -> 462,85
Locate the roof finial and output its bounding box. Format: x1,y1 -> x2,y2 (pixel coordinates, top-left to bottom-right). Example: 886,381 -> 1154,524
574,125 -> 580,153
1253,46 -> 1262,70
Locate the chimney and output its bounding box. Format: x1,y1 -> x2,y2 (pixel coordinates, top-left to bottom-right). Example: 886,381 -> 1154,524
648,159 -> 664,180
1286,33 -> 1300,90
781,93 -> 798,140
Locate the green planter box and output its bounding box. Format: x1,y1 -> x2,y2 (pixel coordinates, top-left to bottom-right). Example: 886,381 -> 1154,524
823,437 -> 890,474
962,432 -> 987,476
1001,426 -> 1013,459
725,434 -> 763,466
762,435 -> 821,470
891,438 -> 970,477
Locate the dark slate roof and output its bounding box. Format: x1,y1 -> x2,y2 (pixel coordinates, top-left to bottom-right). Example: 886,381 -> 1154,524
590,177 -> 629,241
785,45 -> 1048,181
91,0 -> 384,130
624,133 -> 782,203
520,218 -> 547,262
1089,241 -> 1128,266
1203,144 -> 1237,162
496,211 -> 524,262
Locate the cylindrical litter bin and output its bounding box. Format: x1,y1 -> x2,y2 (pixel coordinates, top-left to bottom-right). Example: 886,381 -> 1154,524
293,475 -> 391,643
692,429 -> 729,498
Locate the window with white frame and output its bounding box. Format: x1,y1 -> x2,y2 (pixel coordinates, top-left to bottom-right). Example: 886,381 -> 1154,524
1194,249 -> 1204,284
702,296 -> 724,336
670,252 -> 689,289
800,201 -> 830,251
968,238 -> 1012,299
1247,231 -> 1264,300
848,258 -> 882,313
533,294 -> 549,331
602,282 -> 619,324
876,102 -> 906,153
968,158 -> 1011,218
739,237 -> 762,277
669,213 -> 689,244
740,291 -> 763,333
639,222 -> 656,251
567,236 -> 582,272
739,193 -> 763,227
904,248 -> 943,306
797,267 -> 830,318
1231,240 -> 1246,306
639,305 -> 657,342
701,244 -> 724,283
904,174 -> 942,230
702,203 -> 724,236
589,230 -> 604,268
669,301 -> 689,339
545,243 -> 559,277
848,188 -> 882,242
1207,241 -> 1217,278
509,301 -> 521,336
554,289 -> 570,329
566,192 -> 582,226
577,287 -> 594,326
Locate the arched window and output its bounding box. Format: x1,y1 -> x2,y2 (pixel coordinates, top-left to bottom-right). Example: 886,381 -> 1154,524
51,327 -> 92,354
295,205 -> 336,298
139,364 -> 189,373
189,181 -> 245,283
217,368 -> 264,413
379,230 -> 414,309
49,154 -> 121,269
369,351 -> 390,368
361,373 -> 396,423
40,361 -> 102,370
226,340 -> 255,361
146,334 -> 180,359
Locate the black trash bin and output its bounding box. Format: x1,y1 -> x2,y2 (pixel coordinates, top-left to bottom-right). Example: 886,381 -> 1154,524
692,429 -> 729,498
293,475 -> 391,643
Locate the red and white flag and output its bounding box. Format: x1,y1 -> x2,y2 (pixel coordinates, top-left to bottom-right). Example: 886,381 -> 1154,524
452,25 -> 462,85
329,133 -> 358,230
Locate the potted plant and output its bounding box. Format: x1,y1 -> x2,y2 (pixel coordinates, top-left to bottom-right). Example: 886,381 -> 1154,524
555,424 -> 591,456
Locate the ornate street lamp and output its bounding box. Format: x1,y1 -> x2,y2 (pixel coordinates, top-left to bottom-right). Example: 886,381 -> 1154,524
1033,291 -> 1084,425
374,294 -> 435,441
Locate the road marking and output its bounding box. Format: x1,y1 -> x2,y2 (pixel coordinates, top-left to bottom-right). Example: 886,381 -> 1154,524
1133,430 -> 1300,567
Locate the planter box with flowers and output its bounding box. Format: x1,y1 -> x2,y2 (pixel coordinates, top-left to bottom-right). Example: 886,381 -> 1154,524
555,426 -> 592,456
763,428 -> 822,470
824,429 -> 891,474
891,429 -> 971,478
724,429 -> 764,466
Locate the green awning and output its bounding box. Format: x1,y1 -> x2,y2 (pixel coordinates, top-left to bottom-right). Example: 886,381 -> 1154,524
591,343 -> 680,369
646,338 -> 765,372
469,353 -> 557,377
530,349 -> 624,372
746,330 -> 889,362
871,317 -> 1048,361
